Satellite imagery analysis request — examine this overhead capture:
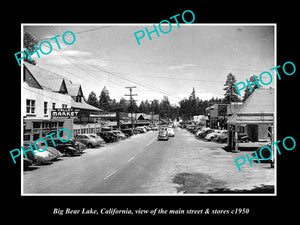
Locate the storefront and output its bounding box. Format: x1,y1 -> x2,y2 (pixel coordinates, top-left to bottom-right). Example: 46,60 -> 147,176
23,118 -> 73,142
227,88 -> 274,149
206,103 -> 242,129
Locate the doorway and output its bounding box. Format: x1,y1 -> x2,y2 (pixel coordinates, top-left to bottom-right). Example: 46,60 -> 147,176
247,124 -> 258,142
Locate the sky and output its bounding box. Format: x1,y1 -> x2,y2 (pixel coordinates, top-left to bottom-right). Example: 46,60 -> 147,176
23,24 -> 275,105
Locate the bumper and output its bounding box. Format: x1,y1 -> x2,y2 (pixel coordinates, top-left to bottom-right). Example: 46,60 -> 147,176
157,136 -> 169,140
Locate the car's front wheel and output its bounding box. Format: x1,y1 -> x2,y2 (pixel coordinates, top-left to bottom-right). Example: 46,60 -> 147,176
65,151 -> 72,157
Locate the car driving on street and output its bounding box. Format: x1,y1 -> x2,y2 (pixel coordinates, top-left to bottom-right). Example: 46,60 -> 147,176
157,128 -> 169,141
167,127 -> 175,137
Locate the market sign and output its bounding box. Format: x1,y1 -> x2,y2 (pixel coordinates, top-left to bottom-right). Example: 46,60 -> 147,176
51,108 -> 79,119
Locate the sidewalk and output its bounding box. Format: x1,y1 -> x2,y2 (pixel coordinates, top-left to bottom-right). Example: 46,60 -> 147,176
223,141 -> 270,152
237,141 -> 269,151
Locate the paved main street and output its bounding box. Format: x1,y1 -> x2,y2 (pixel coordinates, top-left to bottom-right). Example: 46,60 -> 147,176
23,128 -> 274,194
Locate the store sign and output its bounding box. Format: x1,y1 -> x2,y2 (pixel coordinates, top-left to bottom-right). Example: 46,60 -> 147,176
51,108 -> 79,119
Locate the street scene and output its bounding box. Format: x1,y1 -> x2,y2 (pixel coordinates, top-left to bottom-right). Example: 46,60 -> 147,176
22,24 -> 275,194
23,126 -> 274,194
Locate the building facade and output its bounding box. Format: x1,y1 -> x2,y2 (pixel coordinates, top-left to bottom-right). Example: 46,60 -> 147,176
23,62 -> 102,142
227,88 -> 274,148
206,102 -> 242,129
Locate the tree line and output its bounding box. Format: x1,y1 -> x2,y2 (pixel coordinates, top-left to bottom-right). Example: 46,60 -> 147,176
86,72 -> 259,120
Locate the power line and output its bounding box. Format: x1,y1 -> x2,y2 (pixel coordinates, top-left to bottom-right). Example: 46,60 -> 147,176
59,54 -> 183,99
74,26 -> 113,35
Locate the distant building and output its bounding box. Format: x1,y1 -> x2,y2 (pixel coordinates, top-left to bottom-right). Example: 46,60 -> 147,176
193,115 -> 208,125
97,112 -> 160,129
206,102 -> 243,129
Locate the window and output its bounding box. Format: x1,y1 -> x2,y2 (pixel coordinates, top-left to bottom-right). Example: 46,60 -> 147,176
44,101 -> 48,115
52,102 -> 56,109
26,99 -> 35,114
62,104 -> 68,109
23,129 -> 31,141
76,96 -> 82,103
33,122 -> 41,128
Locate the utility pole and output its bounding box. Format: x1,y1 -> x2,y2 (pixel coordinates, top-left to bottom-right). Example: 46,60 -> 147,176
149,100 -> 154,126
125,86 -> 137,133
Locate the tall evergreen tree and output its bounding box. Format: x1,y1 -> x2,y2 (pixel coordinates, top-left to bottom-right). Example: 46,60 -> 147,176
144,100 -> 151,114
138,100 -> 146,113
119,97 -> 129,112
87,91 -> 98,108
189,87 -> 197,116
24,32 -> 39,65
223,72 -> 240,103
243,75 -> 259,101
151,99 -> 160,114
99,86 -> 111,111
159,96 -> 171,118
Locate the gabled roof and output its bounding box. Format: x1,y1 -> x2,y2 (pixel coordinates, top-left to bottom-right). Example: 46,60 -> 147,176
237,88 -> 274,114
65,80 -> 83,97
24,62 -> 67,93
227,88 -> 274,124
71,98 -> 102,112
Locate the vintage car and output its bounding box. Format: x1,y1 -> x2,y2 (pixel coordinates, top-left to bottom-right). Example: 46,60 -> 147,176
157,128 -> 169,141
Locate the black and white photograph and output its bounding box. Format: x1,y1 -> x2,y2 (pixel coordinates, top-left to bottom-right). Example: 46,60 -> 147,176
21,24 -> 276,195
4,5 -> 298,221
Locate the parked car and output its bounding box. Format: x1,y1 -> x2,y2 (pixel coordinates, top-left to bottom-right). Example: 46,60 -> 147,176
195,127 -> 210,137
121,129 -> 134,137
195,128 -> 212,138
135,127 -> 147,133
167,127 -> 175,137
112,130 -> 127,140
46,138 -> 82,156
157,129 -> 169,141
205,130 -> 228,141
86,134 -> 105,145
75,134 -> 102,148
35,140 -> 63,158
33,150 -> 56,164
205,130 -> 221,141
186,125 -> 199,133
238,133 -> 249,143
197,129 -> 215,139
144,126 -> 152,131
215,131 -> 228,143
98,131 -> 119,143
151,126 -> 159,131
70,139 -> 87,152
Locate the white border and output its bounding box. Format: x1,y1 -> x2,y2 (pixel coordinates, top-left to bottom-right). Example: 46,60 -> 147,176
20,23 -> 277,196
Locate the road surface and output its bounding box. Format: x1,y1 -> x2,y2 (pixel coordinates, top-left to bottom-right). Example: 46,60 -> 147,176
23,128 -> 275,194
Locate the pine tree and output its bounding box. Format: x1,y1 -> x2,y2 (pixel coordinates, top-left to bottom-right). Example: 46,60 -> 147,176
243,75 -> 259,101
87,91 -> 98,108
138,100 -> 146,113
99,86 -> 111,111
223,72 -> 240,103
144,100 -> 149,114
119,97 -> 128,112
189,87 -> 197,116
24,32 -> 39,65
